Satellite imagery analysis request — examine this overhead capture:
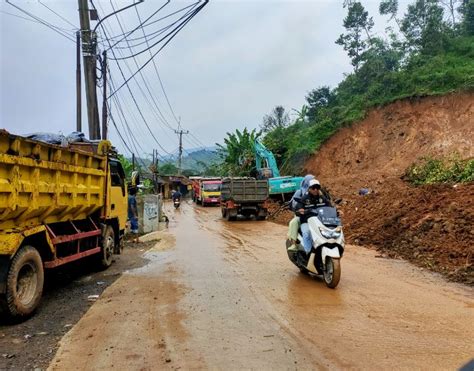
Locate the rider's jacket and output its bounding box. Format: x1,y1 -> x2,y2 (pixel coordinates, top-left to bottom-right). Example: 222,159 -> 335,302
294,192 -> 332,223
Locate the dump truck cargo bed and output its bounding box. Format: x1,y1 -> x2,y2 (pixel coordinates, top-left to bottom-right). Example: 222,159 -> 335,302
221,178 -> 269,203
0,131 -> 107,231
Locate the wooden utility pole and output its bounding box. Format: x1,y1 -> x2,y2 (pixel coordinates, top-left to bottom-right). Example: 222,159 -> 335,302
76,31 -> 82,133
175,129 -> 189,175
78,0 -> 100,140
101,51 -> 108,140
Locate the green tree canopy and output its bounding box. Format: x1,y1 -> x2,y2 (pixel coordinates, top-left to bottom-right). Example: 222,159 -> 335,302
336,1 -> 374,69
216,128 -> 260,176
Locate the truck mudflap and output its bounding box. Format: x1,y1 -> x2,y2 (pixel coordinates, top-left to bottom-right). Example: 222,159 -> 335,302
0,255 -> 9,294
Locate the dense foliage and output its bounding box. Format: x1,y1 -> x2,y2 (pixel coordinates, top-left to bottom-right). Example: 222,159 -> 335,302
261,0 -> 474,173
405,155 -> 474,184
213,0 -> 473,177
216,128 -> 260,176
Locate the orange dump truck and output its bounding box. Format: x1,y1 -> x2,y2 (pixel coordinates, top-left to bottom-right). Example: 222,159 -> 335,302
0,131 -> 128,319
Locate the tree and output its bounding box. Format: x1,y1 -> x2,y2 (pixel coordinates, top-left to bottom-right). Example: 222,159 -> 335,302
216,128 -> 260,176
401,0 -> 447,54
159,162 -> 179,175
118,154 -> 133,179
380,0 -> 399,19
336,2 -> 375,70
292,105 -> 309,126
261,106 -> 290,133
305,86 -> 335,122
459,0 -> 474,35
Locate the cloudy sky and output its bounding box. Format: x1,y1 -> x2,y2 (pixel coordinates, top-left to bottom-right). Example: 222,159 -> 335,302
0,0 -> 407,159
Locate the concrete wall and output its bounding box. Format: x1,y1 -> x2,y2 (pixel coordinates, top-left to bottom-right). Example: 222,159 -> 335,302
136,194 -> 162,234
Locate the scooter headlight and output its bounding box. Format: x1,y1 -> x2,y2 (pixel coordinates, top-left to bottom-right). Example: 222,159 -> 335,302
319,227 -> 341,239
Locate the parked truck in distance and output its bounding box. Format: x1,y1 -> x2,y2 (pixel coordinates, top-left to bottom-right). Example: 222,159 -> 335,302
0,131 -> 128,319
192,177 -> 222,206
220,177 -> 269,221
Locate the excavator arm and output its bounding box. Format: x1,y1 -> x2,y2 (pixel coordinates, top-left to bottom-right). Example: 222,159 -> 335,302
254,140 -> 281,178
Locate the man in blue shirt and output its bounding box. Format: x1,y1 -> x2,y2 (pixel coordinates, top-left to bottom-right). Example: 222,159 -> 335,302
128,186 -> 139,243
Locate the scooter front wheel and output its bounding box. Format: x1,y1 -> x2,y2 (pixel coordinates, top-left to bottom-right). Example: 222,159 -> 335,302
324,257 -> 341,288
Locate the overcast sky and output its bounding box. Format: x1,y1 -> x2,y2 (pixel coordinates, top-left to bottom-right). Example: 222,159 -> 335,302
0,0 -> 407,159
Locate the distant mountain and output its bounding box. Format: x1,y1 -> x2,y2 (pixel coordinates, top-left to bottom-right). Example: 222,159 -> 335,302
181,148 -> 220,173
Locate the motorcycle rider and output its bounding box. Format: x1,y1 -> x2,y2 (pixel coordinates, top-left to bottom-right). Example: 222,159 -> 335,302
172,189 -> 182,202
293,179 -> 332,254
287,174 -> 315,252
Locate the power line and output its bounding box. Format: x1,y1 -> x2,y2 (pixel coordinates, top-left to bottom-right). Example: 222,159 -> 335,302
110,2 -> 199,47
38,0 -> 77,29
91,0 -> 174,156
108,1 -> 208,98
109,1 -> 178,136
135,6 -> 184,127
109,4 -> 204,61
5,0 -> 76,42
104,0 -> 170,52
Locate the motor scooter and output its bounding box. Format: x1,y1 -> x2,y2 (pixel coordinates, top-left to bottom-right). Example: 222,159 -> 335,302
286,206 -> 344,288
173,198 -> 181,209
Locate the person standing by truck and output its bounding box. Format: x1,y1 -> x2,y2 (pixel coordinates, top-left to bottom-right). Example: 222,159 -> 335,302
128,187 -> 139,243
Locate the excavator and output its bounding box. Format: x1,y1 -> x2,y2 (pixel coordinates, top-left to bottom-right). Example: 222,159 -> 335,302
254,140 -> 304,200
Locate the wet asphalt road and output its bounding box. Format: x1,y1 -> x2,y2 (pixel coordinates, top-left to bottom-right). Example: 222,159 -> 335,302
50,200 -> 473,370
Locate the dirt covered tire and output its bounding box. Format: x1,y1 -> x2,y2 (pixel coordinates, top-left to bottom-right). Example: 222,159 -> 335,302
323,257 -> 341,289
1,246 -> 44,319
226,211 -> 236,221
100,226 -> 115,269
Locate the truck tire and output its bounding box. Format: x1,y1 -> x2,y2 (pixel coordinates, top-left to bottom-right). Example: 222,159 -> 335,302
226,211 -> 237,222
1,246 -> 44,319
100,226 -> 115,269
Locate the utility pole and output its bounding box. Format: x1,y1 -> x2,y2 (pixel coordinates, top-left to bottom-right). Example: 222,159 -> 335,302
175,129 -> 189,175
76,31 -> 82,133
78,0 -> 100,140
101,51 -> 108,140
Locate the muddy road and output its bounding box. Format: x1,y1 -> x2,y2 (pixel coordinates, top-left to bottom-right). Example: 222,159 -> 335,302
50,201 -> 473,370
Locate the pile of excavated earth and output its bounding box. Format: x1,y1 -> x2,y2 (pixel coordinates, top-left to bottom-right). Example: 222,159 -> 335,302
271,92 -> 474,285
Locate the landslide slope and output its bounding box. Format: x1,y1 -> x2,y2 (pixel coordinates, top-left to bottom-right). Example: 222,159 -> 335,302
304,92 -> 474,284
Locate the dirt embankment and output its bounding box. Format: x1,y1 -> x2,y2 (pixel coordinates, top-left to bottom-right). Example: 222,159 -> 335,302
300,92 -> 474,284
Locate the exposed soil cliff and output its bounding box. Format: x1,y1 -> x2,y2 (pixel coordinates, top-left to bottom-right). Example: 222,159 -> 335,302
290,92 -> 473,284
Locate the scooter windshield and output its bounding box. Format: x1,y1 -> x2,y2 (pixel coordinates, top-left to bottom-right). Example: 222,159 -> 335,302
308,206 -> 341,227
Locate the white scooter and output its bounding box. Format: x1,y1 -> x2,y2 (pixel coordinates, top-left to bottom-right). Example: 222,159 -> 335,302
286,206 -> 344,288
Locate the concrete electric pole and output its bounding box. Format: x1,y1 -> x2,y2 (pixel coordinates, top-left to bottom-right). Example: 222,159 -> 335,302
175,129 -> 189,175
78,0 -> 100,140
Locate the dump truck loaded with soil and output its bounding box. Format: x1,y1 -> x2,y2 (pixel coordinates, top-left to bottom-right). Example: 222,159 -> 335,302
220,177 -> 269,221
0,131 -> 128,319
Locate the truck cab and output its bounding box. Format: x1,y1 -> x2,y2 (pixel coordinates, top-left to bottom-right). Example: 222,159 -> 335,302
192,177 -> 222,206
200,180 -> 222,206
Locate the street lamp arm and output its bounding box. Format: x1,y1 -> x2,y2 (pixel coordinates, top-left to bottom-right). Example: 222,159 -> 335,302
92,0 -> 144,33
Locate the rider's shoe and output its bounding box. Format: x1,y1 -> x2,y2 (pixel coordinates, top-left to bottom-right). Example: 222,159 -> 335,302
287,239 -> 298,252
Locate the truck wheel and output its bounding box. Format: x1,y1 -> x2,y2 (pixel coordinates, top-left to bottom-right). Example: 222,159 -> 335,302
100,226 -> 115,269
2,246 -> 44,319
226,212 -> 236,222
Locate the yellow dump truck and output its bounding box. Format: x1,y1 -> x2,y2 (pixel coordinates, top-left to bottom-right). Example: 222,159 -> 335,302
0,131 -> 128,319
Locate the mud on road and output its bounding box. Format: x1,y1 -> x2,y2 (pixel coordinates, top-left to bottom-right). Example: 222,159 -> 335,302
50,201 -> 473,370
0,240 -> 155,370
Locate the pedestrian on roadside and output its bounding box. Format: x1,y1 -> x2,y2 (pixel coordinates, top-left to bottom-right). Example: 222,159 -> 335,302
128,186 -> 139,243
